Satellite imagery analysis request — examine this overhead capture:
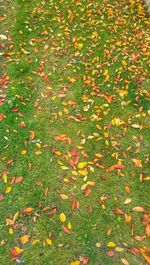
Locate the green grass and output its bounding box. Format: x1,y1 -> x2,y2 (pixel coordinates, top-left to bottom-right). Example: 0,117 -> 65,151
0,0 -> 150,264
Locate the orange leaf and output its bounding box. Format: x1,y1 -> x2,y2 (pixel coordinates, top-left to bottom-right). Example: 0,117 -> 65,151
85,188 -> 91,197
113,209 -> 124,215
62,225 -> 72,234
106,251 -> 115,257
15,176 -> 23,183
22,207 -> 34,213
76,200 -> 80,209
146,224 -> 150,237
140,247 -> 150,264
71,200 -> 75,210
30,131 -> 35,140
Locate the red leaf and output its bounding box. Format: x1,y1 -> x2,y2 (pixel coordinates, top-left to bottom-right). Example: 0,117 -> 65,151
68,159 -> 75,167
15,176 -> 23,183
71,200 -> 75,210
0,113 -> 6,121
62,225 -> 72,234
113,209 -> 124,215
10,249 -> 19,257
51,145 -> 55,154
10,176 -> 15,184
106,251 -> 116,257
0,194 -> 4,201
85,188 -> 91,197
17,121 -> 26,128
11,107 -> 19,112
128,247 -> 139,256
115,164 -> 124,169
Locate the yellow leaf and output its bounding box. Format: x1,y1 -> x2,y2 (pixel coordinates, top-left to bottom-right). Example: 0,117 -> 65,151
21,150 -> 27,155
60,194 -> 68,200
107,241 -> 116,247
60,213 -> 66,222
2,174 -> 7,183
115,247 -> 124,252
20,234 -> 30,245
68,222 -> 72,230
121,258 -> 130,265
124,198 -> 132,204
70,261 -> 80,265
36,143 -> 41,148
34,151 -> 42,156
14,247 -> 24,255
103,69 -> 109,76
13,211 -> 19,223
78,170 -> 88,176
125,214 -> 132,223
5,186 -> 11,193
46,238 -> 52,245
32,239 -> 40,246
9,228 -> 14,235
122,60 -> 127,66
76,43 -> 83,50
78,162 -> 87,169
132,159 -> 142,168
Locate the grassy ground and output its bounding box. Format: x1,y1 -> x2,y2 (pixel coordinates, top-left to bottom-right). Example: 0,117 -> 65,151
0,0 -> 150,264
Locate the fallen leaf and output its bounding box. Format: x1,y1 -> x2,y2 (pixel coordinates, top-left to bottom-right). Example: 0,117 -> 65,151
60,213 -> 66,222
121,258 -> 130,265
15,176 -> 23,183
132,159 -> 142,168
22,207 -> 34,213
70,261 -> 80,265
107,241 -> 116,248
20,235 -> 30,245
106,251 -> 116,257
62,225 -> 71,234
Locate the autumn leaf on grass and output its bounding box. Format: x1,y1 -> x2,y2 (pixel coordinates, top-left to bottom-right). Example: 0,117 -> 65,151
70,261 -> 80,265
22,207 -> 34,213
132,206 -> 145,212
62,225 -> 72,234
0,113 -> 6,121
15,176 -> 23,183
68,77 -> 76,83
10,247 -> 24,256
140,247 -> 150,264
107,242 -> 116,248
20,235 -> 30,245
46,238 -> 52,245
132,158 -> 142,168
106,251 -> 116,257
121,258 -> 130,265
113,209 -> 124,215
60,213 -> 66,222
30,131 -> 35,140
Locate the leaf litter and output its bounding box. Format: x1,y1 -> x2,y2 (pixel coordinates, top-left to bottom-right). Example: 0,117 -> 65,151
0,0 -> 150,264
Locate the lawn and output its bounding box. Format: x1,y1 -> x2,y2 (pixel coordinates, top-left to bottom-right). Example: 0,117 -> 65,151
0,0 -> 150,264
